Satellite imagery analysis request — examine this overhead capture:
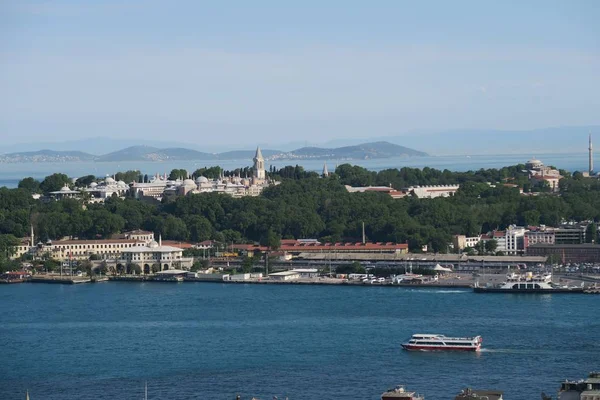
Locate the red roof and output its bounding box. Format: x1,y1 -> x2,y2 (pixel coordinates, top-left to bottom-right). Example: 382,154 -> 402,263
231,242 -> 408,252
53,239 -> 142,245
162,240 -> 194,249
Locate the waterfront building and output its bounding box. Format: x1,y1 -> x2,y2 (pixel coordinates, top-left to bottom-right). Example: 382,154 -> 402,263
42,239 -> 145,261
15,230 -> 156,261
527,243 -> 600,263
292,268 -> 319,278
119,237 -> 193,274
268,270 -> 301,281
232,240 -> 409,257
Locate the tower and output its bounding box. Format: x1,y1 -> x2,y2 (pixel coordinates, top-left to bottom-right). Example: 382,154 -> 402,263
589,133 -> 594,176
322,162 -> 329,177
253,147 -> 265,181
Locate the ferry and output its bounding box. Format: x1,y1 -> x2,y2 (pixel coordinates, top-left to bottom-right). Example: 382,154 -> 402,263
401,334 -> 482,352
473,272 -> 584,293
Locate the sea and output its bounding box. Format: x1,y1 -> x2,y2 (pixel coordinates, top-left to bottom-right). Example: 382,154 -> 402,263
0,283 -> 597,400
0,152 -> 592,188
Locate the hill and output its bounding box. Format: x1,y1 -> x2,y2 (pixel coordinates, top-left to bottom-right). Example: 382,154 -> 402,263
285,141 -> 428,159
0,142 -> 428,163
0,149 -> 96,163
95,146 -> 216,162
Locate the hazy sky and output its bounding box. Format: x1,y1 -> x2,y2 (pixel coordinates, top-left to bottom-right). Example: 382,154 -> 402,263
1,0 -> 599,149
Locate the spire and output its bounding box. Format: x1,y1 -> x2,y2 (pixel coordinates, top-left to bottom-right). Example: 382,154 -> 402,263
254,146 -> 264,160
322,162 -> 329,177
590,132 -> 594,175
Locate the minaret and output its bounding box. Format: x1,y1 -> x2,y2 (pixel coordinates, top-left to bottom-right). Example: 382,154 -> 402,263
30,225 -> 35,247
253,146 -> 265,181
322,162 -> 329,177
589,133 -> 594,176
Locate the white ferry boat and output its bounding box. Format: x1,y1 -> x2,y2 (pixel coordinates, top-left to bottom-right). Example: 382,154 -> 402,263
401,334 -> 482,352
473,272 -> 584,294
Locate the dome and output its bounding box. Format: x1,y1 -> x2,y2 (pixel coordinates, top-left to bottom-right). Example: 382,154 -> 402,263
117,180 -> 127,186
148,240 -> 159,248
196,176 -> 209,183
89,182 -> 98,188
105,177 -> 115,184
526,158 -> 544,170
183,178 -> 196,187
60,185 -> 70,192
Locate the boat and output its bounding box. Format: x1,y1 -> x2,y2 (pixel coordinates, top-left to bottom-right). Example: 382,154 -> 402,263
381,385 -> 424,400
401,334 -> 482,352
473,272 -> 584,293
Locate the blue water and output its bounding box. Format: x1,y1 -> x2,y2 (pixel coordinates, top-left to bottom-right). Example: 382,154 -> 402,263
0,283 -> 597,399
0,152 -> 592,188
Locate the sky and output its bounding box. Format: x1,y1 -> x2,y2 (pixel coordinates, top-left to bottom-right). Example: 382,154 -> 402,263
1,0 -> 599,151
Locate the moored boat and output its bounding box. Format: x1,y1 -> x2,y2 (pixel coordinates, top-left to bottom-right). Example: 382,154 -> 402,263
401,334 -> 482,352
473,272 -> 584,293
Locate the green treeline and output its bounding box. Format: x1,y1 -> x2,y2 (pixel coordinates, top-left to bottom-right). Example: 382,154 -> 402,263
1,164 -> 600,261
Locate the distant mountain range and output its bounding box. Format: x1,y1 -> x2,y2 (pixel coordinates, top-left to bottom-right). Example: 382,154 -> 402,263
0,142 -> 427,163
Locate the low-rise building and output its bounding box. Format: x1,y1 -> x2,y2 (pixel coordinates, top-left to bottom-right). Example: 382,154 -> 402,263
527,243 -> 600,263
292,268 -> 319,278
452,235 -> 481,251
232,241 -> 409,257
119,239 -> 193,274
49,185 -> 81,200
269,270 -> 300,281
404,184 -> 460,199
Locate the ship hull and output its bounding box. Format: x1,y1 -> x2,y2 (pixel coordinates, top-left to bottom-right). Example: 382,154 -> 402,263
401,344 -> 480,352
473,287 -> 584,294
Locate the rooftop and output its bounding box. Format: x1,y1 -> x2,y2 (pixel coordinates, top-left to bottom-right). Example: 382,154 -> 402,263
269,271 -> 300,276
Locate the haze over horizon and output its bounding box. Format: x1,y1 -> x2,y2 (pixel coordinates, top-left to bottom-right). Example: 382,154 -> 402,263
1,1 -> 599,150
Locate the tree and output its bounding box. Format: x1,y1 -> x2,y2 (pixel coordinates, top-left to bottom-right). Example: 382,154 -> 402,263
81,260 -> 93,276
75,175 -> 96,187
40,173 -> 71,193
169,169 -> 189,180
241,256 -> 255,273
586,222 -> 598,243
18,177 -> 40,193
114,170 -> 141,184
484,239 -> 498,254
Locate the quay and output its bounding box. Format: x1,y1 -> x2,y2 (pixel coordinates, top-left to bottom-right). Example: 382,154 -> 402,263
30,275 -> 92,284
